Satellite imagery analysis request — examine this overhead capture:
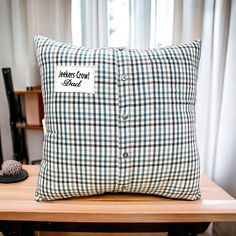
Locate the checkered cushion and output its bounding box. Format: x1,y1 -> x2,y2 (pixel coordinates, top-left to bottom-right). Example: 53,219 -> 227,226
34,36 -> 201,201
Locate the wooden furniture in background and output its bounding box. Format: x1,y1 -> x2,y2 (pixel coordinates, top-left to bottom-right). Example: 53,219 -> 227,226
0,165 -> 236,236
14,90 -> 43,164
15,90 -> 43,130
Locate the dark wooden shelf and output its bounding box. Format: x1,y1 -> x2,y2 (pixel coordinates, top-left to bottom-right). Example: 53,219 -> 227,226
15,89 -> 43,131
15,90 -> 42,95
16,123 -> 43,130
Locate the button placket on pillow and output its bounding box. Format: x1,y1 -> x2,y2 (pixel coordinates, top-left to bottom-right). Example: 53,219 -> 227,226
117,49 -> 132,192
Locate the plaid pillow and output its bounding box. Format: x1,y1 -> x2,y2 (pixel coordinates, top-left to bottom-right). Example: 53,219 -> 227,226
34,36 -> 201,201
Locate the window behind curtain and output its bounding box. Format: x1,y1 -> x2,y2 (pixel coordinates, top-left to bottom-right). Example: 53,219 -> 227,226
107,0 -> 129,47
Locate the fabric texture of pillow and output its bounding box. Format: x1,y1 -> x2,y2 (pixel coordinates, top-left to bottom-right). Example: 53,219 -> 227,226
34,36 -> 201,201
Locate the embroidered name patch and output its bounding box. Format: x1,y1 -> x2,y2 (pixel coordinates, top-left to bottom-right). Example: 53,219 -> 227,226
54,65 -> 95,93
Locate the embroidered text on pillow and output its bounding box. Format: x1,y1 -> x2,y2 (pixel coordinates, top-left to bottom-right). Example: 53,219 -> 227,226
54,65 -> 95,93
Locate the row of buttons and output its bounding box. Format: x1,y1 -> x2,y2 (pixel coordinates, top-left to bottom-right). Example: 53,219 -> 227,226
118,50 -> 130,191
121,73 -> 129,162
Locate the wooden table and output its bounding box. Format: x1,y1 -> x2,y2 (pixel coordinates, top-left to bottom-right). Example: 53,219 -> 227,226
0,165 -> 236,236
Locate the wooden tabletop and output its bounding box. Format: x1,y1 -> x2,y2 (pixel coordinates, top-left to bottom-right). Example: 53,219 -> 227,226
0,165 -> 236,223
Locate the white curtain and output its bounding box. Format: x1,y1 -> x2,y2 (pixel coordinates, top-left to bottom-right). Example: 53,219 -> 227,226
129,0 -> 151,48
0,0 -> 71,162
72,0 -> 107,47
150,0 -> 175,47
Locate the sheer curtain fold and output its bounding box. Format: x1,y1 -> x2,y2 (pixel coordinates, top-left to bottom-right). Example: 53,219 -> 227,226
215,0 -> 236,195
129,0 -> 151,48
73,0 -> 108,48
150,0 -> 174,47
197,0 -> 232,179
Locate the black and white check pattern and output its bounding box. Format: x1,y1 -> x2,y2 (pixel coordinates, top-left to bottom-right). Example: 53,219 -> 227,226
35,36 -> 201,201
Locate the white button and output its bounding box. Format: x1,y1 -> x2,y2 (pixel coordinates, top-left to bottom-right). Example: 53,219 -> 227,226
121,74 -> 128,81
122,114 -> 129,121
123,152 -> 129,158
121,185 -> 127,191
